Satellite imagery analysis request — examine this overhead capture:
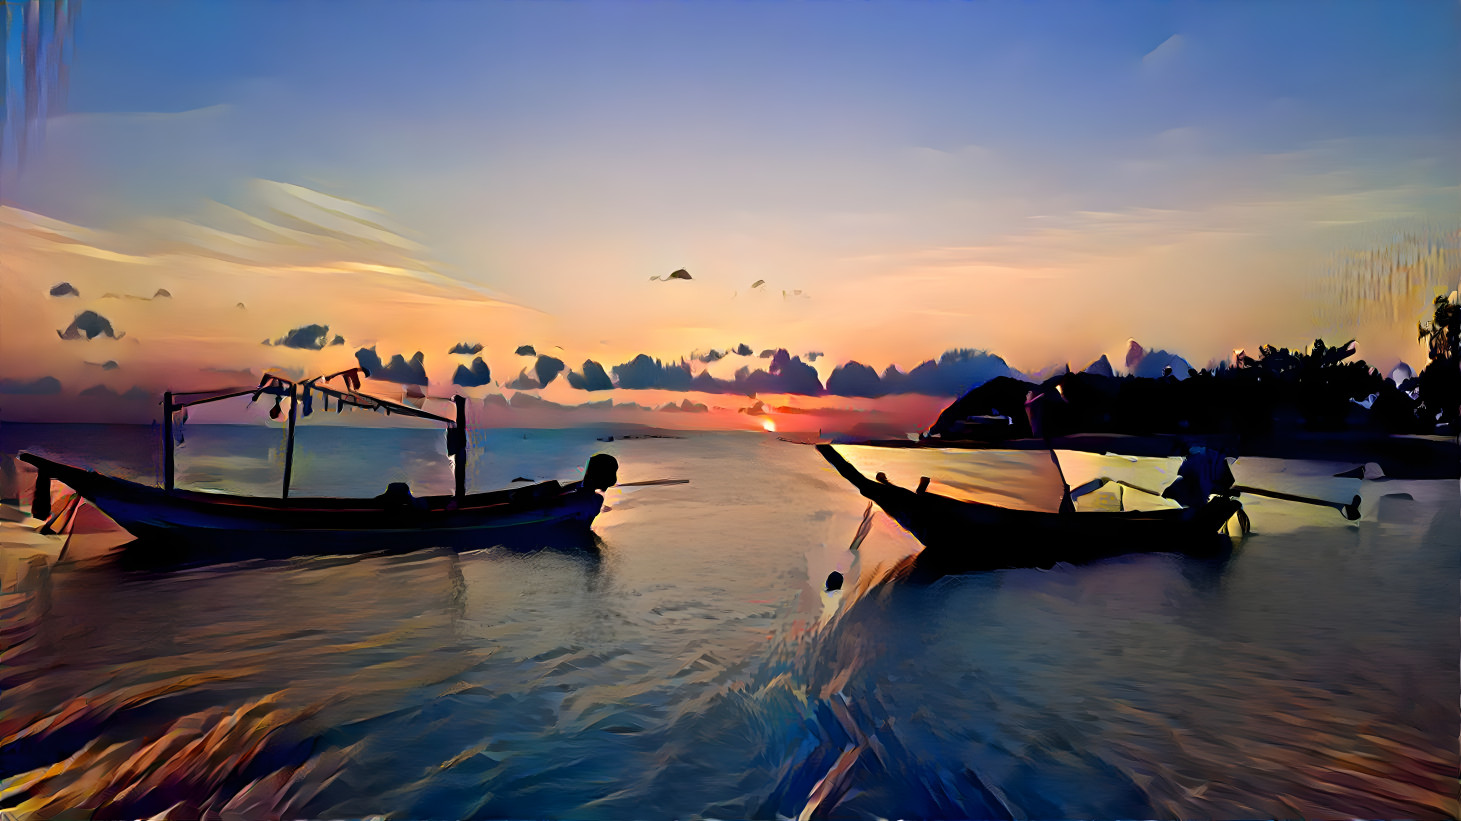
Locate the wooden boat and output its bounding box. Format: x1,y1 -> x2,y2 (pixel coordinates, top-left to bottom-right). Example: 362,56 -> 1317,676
20,369 -> 618,561
816,444 -> 1242,573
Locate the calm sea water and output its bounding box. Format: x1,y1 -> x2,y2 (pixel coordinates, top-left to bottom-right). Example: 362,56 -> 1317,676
1,423 -> 1456,818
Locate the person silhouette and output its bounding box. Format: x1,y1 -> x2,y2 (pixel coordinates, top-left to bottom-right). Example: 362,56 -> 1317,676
1161,444 -> 1236,509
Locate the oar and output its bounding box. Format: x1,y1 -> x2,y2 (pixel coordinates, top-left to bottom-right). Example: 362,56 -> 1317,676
1232,485 -> 1361,520
1098,452 -> 1362,521
848,502 -> 876,552
1040,434 -> 1075,514
1069,477 -> 1167,499
615,478 -> 690,487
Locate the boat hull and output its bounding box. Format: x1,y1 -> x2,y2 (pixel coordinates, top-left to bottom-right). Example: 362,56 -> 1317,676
816,444 -> 1239,573
21,453 -> 608,562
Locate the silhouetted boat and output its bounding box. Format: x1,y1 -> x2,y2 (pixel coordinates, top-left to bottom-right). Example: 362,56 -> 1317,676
20,370 -> 618,560
816,444 -> 1241,573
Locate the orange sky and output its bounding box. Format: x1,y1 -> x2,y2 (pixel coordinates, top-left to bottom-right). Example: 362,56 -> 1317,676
2,4 -> 1458,427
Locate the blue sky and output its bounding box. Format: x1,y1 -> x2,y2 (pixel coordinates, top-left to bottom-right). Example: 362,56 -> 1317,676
2,0 -> 1457,419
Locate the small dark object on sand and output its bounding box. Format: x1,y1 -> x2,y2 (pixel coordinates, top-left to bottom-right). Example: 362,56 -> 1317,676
825,571 -> 844,592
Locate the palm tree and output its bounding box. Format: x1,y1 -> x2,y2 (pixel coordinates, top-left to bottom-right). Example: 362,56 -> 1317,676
1417,293 -> 1460,425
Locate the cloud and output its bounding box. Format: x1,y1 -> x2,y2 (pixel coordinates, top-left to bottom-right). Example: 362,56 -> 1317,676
263,365 -> 307,381
826,349 -> 1015,398
1083,354 -> 1115,377
1124,340 -> 1145,371
1127,344 -> 1192,379
744,349 -> 823,395
567,360 -> 613,391
86,360 -> 120,370
535,355 -> 566,388
267,323 -> 334,350
0,376 -> 62,395
508,391 -> 571,411
660,398 -> 709,412
601,348 -> 824,396
895,349 -> 1017,396
58,310 -> 123,340
613,354 -> 695,391
1142,33 -> 1184,70
100,288 -> 172,301
685,350 -> 824,396
78,384 -> 150,401
733,343 -> 753,356
449,342 -> 484,355
202,366 -> 254,381
501,355 -> 568,390
354,347 -> 428,385
650,268 -> 693,281
826,361 -> 886,398
18,180 -> 539,338
49,282 -> 79,297
451,356 -> 492,387
694,349 -> 725,363
690,370 -> 730,393
515,345 -> 537,356
504,369 -> 542,390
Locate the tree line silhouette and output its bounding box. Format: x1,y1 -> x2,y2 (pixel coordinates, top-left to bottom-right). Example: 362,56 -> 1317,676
933,293 -> 1460,441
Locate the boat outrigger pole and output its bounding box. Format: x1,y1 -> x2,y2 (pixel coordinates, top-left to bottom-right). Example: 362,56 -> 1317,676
453,395 -> 467,503
282,382 -> 299,499
163,391 -> 175,492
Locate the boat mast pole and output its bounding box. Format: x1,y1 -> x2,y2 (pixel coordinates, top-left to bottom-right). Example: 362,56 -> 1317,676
282,382 -> 299,499
453,395 -> 467,502
163,391 -> 175,492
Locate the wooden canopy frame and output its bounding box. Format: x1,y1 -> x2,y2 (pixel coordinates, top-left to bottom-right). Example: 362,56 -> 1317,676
161,368 -> 468,500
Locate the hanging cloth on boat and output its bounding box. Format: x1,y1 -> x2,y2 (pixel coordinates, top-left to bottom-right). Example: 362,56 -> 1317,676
301,386 -> 314,417
337,367 -> 363,391
172,406 -> 188,446
251,375 -> 281,405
